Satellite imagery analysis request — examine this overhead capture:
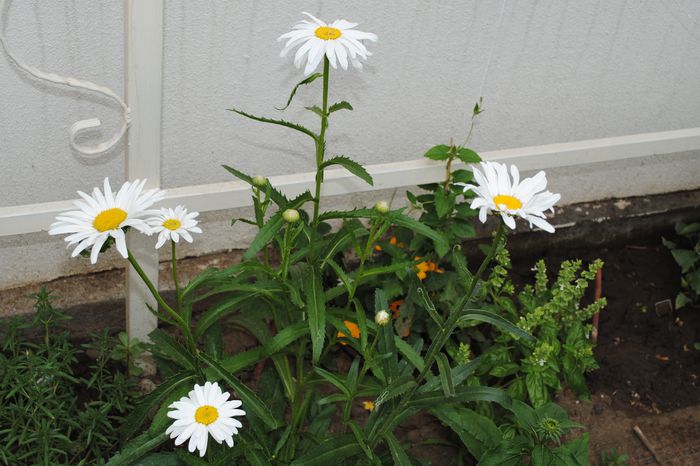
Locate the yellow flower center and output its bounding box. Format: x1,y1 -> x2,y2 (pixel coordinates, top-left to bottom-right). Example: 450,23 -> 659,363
162,218 -> 182,231
315,26 -> 342,40
93,208 -> 127,232
195,405 -> 219,425
493,194 -> 522,210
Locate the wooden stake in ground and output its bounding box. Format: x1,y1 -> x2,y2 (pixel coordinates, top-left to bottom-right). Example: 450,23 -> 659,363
633,425 -> 665,465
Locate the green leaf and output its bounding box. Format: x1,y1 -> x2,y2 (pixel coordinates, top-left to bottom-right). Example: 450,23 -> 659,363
244,211 -> 285,261
671,248 -> 699,273
106,432 -> 169,465
429,406 -> 500,460
409,386 -> 511,409
305,105 -> 325,118
531,445 -> 555,466
329,100 -> 354,114
676,292 -> 691,309
436,353 -> 455,397
389,211 -> 450,257
120,371 -> 196,441
222,165 -> 288,206
321,155 -> 373,186
304,267 -> 326,364
229,107 -> 317,141
456,147 -> 481,164
376,376 -> 417,407
198,352 -> 280,430
384,432 -> 412,465
525,372 -> 548,407
276,72 -> 323,110
130,452 -> 182,466
245,447 -> 273,466
358,261 -> 413,280
194,292 -> 261,338
458,309 -> 534,341
395,337 -> 425,372
148,329 -> 197,370
434,189 -> 452,218
290,434 -> 363,466
424,144 -> 451,161
314,367 -> 351,397
416,287 -> 444,326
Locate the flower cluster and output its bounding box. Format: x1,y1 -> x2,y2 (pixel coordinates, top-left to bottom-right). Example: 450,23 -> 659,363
49,178 -> 202,263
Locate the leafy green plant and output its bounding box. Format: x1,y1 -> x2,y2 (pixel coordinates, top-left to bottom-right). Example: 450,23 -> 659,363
480,257 -> 606,407
598,448 -> 630,466
479,400 -> 588,465
39,13 -> 595,465
0,288 -> 139,465
663,220 -> 700,309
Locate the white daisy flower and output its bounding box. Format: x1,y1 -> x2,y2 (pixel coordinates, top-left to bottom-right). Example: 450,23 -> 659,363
461,162 -> 561,233
48,178 -> 165,264
166,381 -> 245,458
147,206 -> 202,249
278,12 -> 377,75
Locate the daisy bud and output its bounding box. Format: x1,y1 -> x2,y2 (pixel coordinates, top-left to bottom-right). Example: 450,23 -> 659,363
374,201 -> 390,214
283,209 -> 300,223
252,175 -> 267,187
375,310 -> 391,326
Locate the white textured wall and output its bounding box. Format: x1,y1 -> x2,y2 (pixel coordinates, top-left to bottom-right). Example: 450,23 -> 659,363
2,0 -> 700,289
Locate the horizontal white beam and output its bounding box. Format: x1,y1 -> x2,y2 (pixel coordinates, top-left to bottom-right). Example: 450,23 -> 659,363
2,127 -> 700,237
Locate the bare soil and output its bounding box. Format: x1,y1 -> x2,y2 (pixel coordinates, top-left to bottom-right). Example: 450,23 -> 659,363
512,232 -> 700,465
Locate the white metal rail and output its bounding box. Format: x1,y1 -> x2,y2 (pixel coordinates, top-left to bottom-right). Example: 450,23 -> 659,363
2,126 -> 700,238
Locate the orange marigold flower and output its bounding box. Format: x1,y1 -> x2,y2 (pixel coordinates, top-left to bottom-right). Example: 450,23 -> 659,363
337,320 -> 361,345
389,299 -> 404,319
375,236 -> 403,252
415,257 -> 444,280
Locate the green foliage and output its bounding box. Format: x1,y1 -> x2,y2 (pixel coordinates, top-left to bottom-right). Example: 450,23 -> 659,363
663,220 -> 700,309
0,289 -> 140,465
598,448 -> 630,465
479,401 -> 588,465
481,258 -> 605,406
97,57 -> 596,466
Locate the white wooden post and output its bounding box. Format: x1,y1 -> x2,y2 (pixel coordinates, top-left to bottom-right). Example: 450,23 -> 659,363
124,0 -> 164,343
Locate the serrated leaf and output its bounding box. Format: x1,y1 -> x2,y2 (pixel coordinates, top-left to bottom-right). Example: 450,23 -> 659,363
229,107 -> 317,141
424,144 -> 451,161
314,367 -> 351,397
328,100 -> 353,113
276,72 -> 322,110
321,155 -> 373,186
222,165 -> 288,206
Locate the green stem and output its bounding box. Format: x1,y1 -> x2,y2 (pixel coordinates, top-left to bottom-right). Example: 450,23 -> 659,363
280,224 -> 294,279
171,240 -> 182,315
127,250 -> 202,377
309,57 -> 330,263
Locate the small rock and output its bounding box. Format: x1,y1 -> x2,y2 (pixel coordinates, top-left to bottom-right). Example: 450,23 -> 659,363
85,348 -> 99,360
139,378 -> 157,395
134,354 -> 157,377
